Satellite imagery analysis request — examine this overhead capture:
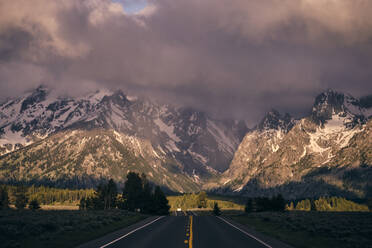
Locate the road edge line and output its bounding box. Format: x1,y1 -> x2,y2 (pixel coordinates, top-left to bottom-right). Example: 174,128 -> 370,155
100,216 -> 164,248
217,216 -> 273,248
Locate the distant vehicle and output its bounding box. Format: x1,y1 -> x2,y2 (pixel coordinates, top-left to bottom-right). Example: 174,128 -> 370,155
177,208 -> 182,211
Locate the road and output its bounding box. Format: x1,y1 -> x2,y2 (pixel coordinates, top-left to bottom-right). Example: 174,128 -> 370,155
80,212 -> 281,248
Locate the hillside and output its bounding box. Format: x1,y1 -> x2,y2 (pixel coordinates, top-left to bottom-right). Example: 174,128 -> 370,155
209,90 -> 372,199
0,86 -> 247,191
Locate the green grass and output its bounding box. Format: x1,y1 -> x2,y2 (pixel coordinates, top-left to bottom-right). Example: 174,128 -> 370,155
229,211 -> 372,248
0,209 -> 147,248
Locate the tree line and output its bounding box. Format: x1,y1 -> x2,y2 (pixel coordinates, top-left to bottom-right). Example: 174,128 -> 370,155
0,184 -> 94,210
79,172 -> 170,215
244,194 -> 286,213
168,191 -> 208,210
286,196 -> 370,212
0,184 -> 94,206
0,172 -> 170,215
168,192 -> 243,210
243,195 -> 370,213
0,185 -> 41,210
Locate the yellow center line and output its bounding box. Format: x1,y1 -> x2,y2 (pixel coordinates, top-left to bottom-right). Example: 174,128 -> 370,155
189,215 -> 193,248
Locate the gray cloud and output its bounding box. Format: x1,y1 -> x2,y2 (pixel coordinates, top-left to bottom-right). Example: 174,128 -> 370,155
0,0 -> 371,124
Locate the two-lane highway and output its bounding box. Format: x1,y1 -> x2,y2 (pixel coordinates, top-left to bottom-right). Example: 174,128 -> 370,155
83,214 -> 277,248
99,216 -> 189,248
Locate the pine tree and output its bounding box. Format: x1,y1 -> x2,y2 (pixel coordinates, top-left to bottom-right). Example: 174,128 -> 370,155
367,198 -> 372,212
28,199 -> 41,210
15,185 -> 28,210
106,179 -> 118,209
79,197 -> 87,210
272,194 -> 285,211
153,186 -> 170,215
213,202 -> 221,216
0,186 -> 9,209
122,172 -> 143,211
310,199 -> 316,211
141,175 -> 154,214
245,198 -> 253,213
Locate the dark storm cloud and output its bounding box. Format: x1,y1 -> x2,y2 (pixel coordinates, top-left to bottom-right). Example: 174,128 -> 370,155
0,0 -> 371,124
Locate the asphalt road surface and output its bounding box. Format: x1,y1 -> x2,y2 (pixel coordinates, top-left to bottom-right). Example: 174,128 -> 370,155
85,213 -> 277,248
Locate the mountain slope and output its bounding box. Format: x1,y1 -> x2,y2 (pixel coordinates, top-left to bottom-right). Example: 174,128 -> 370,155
211,90 -> 372,198
0,86 -> 247,185
0,129 -> 200,192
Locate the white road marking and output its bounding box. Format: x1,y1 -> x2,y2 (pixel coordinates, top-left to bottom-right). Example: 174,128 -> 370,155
217,216 -> 273,248
100,216 -> 165,248
191,211 -> 198,216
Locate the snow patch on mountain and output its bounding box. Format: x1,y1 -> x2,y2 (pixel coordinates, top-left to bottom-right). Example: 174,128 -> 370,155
154,118 -> 180,142
207,120 -> 236,154
0,126 -> 28,146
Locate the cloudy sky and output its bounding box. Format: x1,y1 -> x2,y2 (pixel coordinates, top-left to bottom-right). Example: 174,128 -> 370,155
0,0 -> 371,124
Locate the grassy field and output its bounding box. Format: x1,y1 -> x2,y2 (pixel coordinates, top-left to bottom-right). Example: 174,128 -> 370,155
229,211 -> 372,248
40,205 -> 79,210
0,209 -> 147,248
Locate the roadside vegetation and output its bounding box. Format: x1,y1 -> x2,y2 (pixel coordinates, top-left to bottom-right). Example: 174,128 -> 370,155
0,172 -> 170,248
0,208 -> 145,248
286,196 -> 369,212
230,211 -> 372,248
167,192 -> 244,211
0,184 -> 94,206
227,195 -> 372,248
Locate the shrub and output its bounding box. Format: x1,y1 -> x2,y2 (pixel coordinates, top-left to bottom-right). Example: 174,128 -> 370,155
28,199 -> 41,210
213,202 -> 221,216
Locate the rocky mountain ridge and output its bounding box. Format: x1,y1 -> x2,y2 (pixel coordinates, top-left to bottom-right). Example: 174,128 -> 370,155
1,87 -> 371,198
0,86 -> 247,191
210,90 -> 372,199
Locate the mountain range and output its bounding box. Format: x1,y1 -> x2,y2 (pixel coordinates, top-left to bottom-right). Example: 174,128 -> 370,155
0,87 -> 371,199
0,86 -> 246,191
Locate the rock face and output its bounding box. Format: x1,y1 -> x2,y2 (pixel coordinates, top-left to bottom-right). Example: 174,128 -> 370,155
0,86 -> 246,191
213,90 -> 372,199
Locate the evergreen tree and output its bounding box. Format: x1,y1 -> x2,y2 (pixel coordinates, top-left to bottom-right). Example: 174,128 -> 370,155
367,198 -> 372,212
0,186 -> 9,209
153,186 -> 170,215
28,199 -> 41,210
82,179 -> 118,210
213,202 -> 221,216
106,179 -> 118,209
245,198 -> 253,213
255,197 -> 271,212
310,199 -> 317,211
271,194 -> 286,211
92,183 -> 106,210
15,185 -> 28,210
79,197 -> 87,210
122,172 -> 143,211
197,191 -> 207,208
140,174 -> 154,214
